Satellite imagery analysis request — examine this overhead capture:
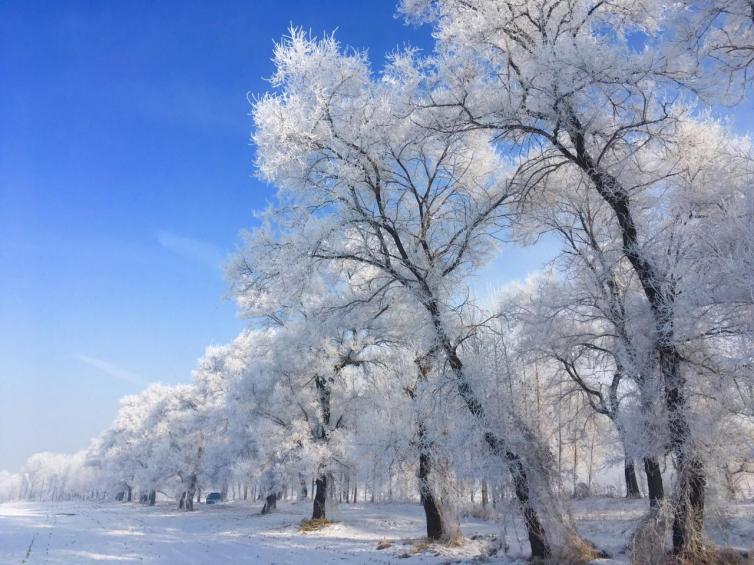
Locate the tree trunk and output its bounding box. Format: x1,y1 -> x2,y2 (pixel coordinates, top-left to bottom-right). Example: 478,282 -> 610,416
672,455 -> 706,554
587,426 -> 596,493
566,124 -> 705,553
178,491 -> 186,509
419,448 -> 447,540
409,355 -> 456,541
665,355 -> 706,554
298,474 -> 308,500
428,303 -> 550,559
482,480 -> 489,509
643,457 -> 664,507
261,492 -> 277,514
312,475 -> 327,520
126,485 -> 132,502
311,371 -> 336,521
572,440 -> 578,497
460,377 -> 548,556
624,459 -> 641,498
148,489 -> 156,506
617,426 -> 644,500
415,410 -> 455,540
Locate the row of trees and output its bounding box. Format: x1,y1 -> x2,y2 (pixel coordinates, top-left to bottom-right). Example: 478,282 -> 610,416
4,1 -> 754,561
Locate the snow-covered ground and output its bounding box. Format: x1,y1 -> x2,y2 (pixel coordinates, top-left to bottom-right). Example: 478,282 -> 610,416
0,498 -> 751,564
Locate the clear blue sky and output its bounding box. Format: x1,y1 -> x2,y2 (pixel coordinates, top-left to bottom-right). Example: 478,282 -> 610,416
0,0 -> 435,472
3,1 -> 750,473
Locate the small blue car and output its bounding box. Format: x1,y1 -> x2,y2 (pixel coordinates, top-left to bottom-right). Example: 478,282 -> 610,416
205,492 -> 222,505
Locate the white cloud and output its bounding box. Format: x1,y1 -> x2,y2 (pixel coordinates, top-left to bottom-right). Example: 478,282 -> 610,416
156,230 -> 225,269
74,354 -> 149,387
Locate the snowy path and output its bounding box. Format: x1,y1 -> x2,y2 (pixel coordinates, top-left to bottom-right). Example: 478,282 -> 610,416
0,498 -> 751,564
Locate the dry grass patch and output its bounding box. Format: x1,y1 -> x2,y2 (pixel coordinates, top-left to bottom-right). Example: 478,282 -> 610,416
298,518 -> 336,532
394,536 -> 467,558
546,533 -> 610,565
630,508 -> 667,565
411,539 -> 433,554
629,508 -> 752,565
669,546 -> 752,565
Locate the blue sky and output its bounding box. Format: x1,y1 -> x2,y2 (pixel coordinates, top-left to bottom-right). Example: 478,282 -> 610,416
0,0 -> 437,471
3,1 -> 751,473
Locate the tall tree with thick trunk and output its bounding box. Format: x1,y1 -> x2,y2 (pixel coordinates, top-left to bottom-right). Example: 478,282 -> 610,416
397,1 -> 725,553
241,30 -> 584,557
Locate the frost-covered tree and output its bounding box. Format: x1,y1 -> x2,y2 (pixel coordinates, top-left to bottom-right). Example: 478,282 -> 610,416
396,1 -> 754,553
497,270 -> 662,502
228,243 -> 395,521
674,0 -> 754,91
91,384 -> 174,502
241,28 -> 592,557
19,451 -> 97,501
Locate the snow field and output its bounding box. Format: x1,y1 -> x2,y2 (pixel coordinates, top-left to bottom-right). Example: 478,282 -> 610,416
1,497 -> 752,564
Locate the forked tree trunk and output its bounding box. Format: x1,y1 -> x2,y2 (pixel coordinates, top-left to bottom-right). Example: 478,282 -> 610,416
312,475 -> 327,519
